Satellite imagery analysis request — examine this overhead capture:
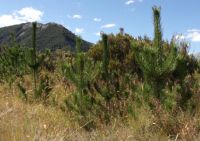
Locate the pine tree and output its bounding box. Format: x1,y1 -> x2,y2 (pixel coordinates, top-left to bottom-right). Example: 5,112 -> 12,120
63,36 -> 100,129
0,35 -> 26,84
32,22 -> 38,96
133,6 -> 178,99
19,22 -> 53,100
153,7 -> 162,50
102,34 -> 109,80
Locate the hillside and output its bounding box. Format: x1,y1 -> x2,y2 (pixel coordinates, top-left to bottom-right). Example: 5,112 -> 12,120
0,22 -> 92,51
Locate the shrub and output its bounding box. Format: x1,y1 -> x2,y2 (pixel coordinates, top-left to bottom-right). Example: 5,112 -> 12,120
62,37 -> 101,130
132,7 -> 178,100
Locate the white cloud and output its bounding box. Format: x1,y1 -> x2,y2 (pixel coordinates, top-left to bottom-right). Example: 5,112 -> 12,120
187,29 -> 200,33
0,7 -> 43,27
175,29 -> 200,42
186,30 -> 200,42
71,14 -> 82,20
68,14 -> 82,19
75,28 -> 84,34
125,0 -> 142,5
125,0 -> 135,5
94,18 -> 101,22
95,32 -> 101,36
101,24 -> 116,29
17,7 -> 43,21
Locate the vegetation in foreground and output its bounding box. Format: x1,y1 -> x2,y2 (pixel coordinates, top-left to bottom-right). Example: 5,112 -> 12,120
1,6 -> 200,141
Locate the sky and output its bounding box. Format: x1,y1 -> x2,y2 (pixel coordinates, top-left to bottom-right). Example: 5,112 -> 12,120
0,0 -> 200,53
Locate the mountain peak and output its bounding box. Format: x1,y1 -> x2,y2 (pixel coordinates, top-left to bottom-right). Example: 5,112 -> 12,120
0,22 -> 92,51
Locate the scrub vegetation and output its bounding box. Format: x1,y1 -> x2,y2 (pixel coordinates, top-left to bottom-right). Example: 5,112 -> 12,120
1,7 -> 200,141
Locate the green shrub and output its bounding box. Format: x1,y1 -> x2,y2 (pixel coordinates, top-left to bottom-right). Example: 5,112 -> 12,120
132,7 -> 178,99
63,37 -> 100,130
17,22 -> 53,102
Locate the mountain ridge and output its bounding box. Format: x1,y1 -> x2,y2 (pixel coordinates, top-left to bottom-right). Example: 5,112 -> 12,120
0,22 -> 92,51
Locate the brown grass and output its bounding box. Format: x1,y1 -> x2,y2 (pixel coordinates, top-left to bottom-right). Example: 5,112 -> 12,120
1,76 -> 200,141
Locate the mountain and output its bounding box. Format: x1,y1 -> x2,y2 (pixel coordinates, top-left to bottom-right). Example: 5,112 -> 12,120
0,22 -> 92,51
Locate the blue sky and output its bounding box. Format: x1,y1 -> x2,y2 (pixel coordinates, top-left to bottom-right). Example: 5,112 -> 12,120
0,0 -> 200,52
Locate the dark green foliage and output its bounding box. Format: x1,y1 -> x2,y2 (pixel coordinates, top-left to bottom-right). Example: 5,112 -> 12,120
75,37 -> 82,55
64,37 -> 100,92
133,6 -> 178,99
153,6 -> 162,49
102,34 -> 109,79
63,36 -> 100,129
34,74 -> 53,103
15,22 -> 53,102
40,49 -> 55,72
89,34 -> 134,122
172,53 -> 199,82
0,35 -> 27,84
32,22 -> 38,96
25,22 -> 53,99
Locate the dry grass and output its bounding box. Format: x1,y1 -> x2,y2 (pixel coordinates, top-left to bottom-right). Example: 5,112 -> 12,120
1,76 -> 200,141
0,82 -> 150,141
0,83 -> 70,141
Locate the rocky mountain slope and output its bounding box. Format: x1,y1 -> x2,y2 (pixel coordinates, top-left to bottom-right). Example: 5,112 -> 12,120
0,22 -> 92,51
